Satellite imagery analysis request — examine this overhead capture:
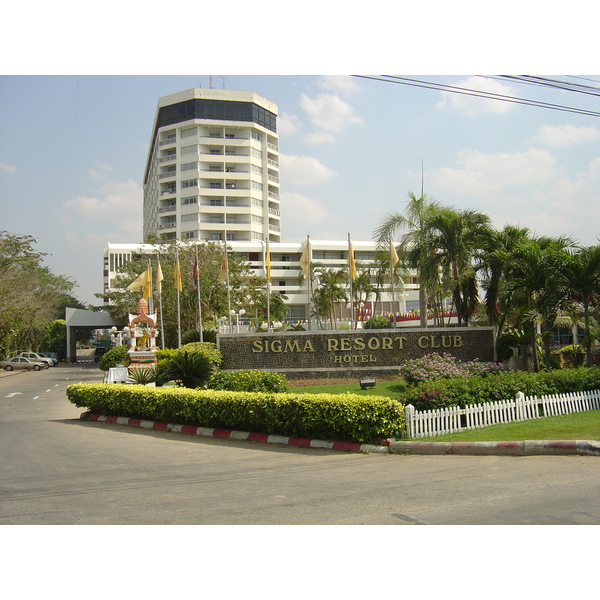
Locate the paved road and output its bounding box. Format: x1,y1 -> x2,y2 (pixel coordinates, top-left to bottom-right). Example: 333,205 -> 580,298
1,364 -> 599,525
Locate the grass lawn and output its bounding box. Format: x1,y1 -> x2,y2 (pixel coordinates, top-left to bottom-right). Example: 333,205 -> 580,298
288,378 -> 600,442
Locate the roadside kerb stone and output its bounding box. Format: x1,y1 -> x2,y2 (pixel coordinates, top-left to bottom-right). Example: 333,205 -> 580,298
82,413 -> 599,456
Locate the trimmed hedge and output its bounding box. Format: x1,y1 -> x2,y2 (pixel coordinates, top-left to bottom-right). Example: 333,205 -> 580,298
403,366 -> 600,411
208,370 -> 290,393
66,384 -> 404,444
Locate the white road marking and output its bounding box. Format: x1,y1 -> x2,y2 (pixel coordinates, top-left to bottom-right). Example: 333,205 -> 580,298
4,392 -> 23,398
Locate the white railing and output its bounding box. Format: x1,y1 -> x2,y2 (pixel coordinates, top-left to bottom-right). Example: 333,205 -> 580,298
404,389 -> 600,439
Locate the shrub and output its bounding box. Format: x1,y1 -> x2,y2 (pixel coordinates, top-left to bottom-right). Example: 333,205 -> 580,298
402,366 -> 600,411
66,384 -> 405,444
208,370 -> 290,393
362,316 -> 392,329
127,367 -> 157,385
178,342 -> 223,367
400,353 -> 508,385
160,351 -> 215,389
98,346 -> 130,371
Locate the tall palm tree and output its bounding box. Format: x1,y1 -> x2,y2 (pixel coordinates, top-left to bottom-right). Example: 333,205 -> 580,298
374,192 -> 442,327
561,245 -> 600,367
479,224 -> 532,333
415,207 -> 491,326
311,267 -> 348,329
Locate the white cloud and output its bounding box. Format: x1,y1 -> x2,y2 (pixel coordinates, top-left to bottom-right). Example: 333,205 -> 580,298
63,178 -> 143,241
533,124 -> 600,148
280,192 -> 329,227
300,93 -> 363,133
433,147 -> 558,196
279,154 -> 337,186
316,75 -> 362,95
0,162 -> 16,173
436,76 -> 518,116
88,162 -> 114,180
303,131 -> 336,145
278,112 -> 301,136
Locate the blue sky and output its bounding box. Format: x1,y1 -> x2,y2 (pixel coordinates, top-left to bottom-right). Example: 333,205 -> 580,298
1,7 -> 599,307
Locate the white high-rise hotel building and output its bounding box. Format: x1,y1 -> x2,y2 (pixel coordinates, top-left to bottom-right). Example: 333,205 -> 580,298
143,88 -> 280,244
104,87 -> 425,323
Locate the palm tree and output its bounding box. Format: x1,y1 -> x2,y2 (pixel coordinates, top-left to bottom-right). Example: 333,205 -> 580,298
415,207 -> 492,326
311,268 -> 348,328
374,192 -> 442,327
561,245 -> 600,367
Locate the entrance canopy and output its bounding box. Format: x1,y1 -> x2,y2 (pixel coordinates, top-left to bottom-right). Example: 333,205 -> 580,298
65,308 -> 125,363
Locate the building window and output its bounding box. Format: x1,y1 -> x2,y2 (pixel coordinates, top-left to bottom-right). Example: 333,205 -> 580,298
251,148 -> 263,159
181,213 -> 197,222
181,144 -> 197,155
210,198 -> 223,206
181,127 -> 197,138
252,215 -> 264,224
252,181 -> 263,191
182,231 -> 197,240
181,178 -> 198,189
252,197 -> 264,208
181,196 -> 197,205
210,182 -> 223,189
252,131 -> 262,142
181,162 -> 198,171
251,164 -> 263,175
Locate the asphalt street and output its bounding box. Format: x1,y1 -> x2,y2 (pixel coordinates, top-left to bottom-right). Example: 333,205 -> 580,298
1,363 -> 599,526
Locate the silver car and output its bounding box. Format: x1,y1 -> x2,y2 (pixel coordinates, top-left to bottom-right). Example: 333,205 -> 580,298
17,352 -> 54,368
1,356 -> 48,371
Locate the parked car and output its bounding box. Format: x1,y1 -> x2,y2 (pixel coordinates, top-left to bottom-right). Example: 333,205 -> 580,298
1,356 -> 48,371
94,347 -> 108,363
17,351 -> 54,368
39,352 -> 59,365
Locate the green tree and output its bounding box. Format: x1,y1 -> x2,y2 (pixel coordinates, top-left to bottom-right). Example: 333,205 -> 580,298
0,231 -> 83,357
561,245 -> 600,367
374,192 -> 443,327
311,267 -> 349,328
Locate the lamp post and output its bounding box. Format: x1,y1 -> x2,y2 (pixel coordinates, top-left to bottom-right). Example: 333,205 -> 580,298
230,309 -> 246,334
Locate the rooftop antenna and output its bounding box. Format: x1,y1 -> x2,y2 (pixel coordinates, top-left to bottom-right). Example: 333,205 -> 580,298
220,76 -> 228,89
209,75 -> 213,89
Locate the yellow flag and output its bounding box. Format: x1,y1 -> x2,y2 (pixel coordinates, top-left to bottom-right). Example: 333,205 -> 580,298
127,265 -> 150,298
156,260 -> 164,294
390,240 -> 399,273
174,257 -> 182,292
348,240 -> 357,280
265,245 -> 271,282
299,241 -> 310,277
219,246 -> 228,283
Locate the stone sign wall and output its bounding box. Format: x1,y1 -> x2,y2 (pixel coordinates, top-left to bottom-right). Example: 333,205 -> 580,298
217,328 -> 497,379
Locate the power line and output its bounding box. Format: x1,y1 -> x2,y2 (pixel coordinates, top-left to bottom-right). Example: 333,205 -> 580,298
351,75 -> 600,118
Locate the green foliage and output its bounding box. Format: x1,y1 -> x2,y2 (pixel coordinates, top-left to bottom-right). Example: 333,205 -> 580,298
362,316 -> 392,329
208,370 -> 290,393
127,367 -> 157,385
98,346 -> 130,371
160,351 -> 215,389
66,384 -> 405,444
40,319 -> 67,361
0,231 -> 84,357
181,329 -> 217,344
402,366 -> 600,411
178,342 -> 223,367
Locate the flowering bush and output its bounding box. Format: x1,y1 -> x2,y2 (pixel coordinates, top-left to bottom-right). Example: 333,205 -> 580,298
399,353 -> 508,385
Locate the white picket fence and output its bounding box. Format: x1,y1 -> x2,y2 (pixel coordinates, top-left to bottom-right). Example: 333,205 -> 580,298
404,389 -> 600,439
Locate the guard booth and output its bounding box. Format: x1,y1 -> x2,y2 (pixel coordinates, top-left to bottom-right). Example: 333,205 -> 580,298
65,308 -> 125,364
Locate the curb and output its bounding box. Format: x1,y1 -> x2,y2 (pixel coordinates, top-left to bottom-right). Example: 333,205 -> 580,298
81,413 -> 600,457
82,413 -> 390,454
388,439 -> 600,456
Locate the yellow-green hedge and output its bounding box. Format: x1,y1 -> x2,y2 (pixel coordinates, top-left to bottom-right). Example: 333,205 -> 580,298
67,383 -> 404,444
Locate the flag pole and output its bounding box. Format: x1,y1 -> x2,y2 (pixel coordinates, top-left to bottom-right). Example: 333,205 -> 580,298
224,232 -> 232,333
175,248 -> 181,347
156,254 -> 165,349
305,235 -> 311,331
265,238 -> 271,332
195,245 -> 203,342
348,233 -> 355,330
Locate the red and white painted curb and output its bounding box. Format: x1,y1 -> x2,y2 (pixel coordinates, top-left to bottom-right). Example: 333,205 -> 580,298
82,413 -> 600,456
83,413 -> 389,453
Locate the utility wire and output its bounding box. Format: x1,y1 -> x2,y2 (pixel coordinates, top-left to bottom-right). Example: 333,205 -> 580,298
351,75 -> 600,118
